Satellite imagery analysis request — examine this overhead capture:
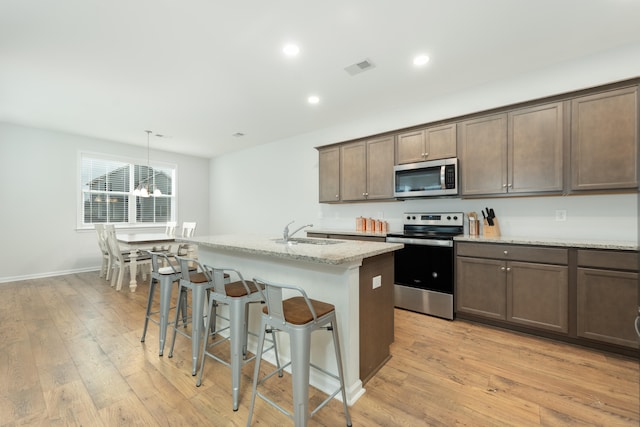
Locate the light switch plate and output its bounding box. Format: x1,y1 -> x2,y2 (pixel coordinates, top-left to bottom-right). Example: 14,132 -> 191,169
372,275 -> 382,289
555,210 -> 567,221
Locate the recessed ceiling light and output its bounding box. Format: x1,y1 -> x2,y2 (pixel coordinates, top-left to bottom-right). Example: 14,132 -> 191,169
283,43 -> 300,56
413,54 -> 430,67
307,95 -> 320,105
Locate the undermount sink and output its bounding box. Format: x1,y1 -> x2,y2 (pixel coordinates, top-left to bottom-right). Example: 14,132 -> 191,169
273,237 -> 344,245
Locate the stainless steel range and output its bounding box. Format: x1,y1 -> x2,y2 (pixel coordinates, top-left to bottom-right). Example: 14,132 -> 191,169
386,212 -> 463,320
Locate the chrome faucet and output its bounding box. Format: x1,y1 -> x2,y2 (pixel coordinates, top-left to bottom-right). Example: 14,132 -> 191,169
283,220 -> 313,242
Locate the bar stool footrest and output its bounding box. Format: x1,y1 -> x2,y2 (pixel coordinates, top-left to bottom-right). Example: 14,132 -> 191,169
255,361 -> 343,420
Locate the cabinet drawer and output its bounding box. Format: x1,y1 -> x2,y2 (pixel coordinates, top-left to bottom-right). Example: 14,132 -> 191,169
578,249 -> 638,271
456,242 -> 567,264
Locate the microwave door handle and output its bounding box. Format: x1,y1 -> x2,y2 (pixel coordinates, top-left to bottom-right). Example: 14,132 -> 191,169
440,165 -> 446,189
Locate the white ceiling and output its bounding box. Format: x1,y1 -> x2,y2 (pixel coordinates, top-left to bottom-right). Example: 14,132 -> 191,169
1,0 -> 639,158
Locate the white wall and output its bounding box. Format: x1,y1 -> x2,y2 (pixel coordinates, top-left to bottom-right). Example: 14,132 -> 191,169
210,44 -> 639,243
0,123 -> 210,282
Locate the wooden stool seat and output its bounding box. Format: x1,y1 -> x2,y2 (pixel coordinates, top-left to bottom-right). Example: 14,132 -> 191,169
263,297 -> 335,325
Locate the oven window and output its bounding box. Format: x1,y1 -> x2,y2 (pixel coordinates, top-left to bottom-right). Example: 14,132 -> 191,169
394,244 -> 454,293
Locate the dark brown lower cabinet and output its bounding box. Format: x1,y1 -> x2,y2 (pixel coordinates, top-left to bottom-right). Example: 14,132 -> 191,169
456,256 -> 506,320
457,242 -> 640,355
456,245 -> 568,333
577,250 -> 639,349
507,261 -> 568,333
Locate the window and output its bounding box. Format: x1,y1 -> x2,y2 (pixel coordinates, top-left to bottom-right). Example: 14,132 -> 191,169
80,153 -> 176,227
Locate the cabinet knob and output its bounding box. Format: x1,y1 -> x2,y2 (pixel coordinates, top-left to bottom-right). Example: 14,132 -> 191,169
503,250 -> 508,255
335,194 -> 339,199
506,267 -> 511,272
500,266 -> 506,271
507,183 -> 512,188
502,184 -> 507,188
424,152 -> 429,157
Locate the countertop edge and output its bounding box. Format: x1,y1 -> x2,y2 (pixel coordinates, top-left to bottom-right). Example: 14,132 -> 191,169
454,235 -> 638,251
309,229 -> 638,251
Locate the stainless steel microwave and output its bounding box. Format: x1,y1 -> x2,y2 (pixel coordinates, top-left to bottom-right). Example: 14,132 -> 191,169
393,158 -> 459,198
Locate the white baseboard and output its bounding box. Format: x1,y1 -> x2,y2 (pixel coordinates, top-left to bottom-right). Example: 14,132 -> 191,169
0,266 -> 100,284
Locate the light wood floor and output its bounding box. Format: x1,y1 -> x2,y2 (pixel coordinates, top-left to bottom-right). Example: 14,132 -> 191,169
1,271 -> 638,426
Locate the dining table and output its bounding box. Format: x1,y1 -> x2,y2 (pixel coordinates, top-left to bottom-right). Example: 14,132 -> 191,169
116,233 -> 176,292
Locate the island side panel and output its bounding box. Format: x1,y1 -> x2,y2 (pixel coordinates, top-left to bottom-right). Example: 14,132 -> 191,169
359,252 -> 394,384
195,245 -> 365,404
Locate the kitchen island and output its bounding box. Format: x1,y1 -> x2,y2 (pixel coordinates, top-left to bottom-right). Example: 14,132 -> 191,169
178,234 -> 403,405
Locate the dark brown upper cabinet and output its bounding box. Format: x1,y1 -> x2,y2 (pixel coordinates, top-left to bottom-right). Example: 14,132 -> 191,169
318,145 -> 341,203
459,102 -> 565,197
396,123 -> 457,164
570,85 -> 638,192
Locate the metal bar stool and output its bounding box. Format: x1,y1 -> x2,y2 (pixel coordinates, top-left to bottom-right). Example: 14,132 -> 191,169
140,251 -> 186,356
167,256 -> 216,375
247,277 -> 352,427
195,264 -> 280,411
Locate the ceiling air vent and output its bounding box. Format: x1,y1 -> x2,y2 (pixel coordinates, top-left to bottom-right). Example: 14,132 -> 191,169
344,58 -> 375,76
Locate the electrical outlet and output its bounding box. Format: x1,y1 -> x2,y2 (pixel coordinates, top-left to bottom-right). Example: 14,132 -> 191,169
555,210 -> 567,221
372,275 -> 381,289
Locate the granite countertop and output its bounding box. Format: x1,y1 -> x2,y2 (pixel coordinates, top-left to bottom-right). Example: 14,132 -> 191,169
179,234 -> 403,265
454,235 -> 638,251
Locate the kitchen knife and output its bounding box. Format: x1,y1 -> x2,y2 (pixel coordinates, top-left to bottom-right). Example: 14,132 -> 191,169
485,207 -> 494,226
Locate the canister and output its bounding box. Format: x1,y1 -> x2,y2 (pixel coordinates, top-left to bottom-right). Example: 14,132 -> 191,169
469,218 -> 479,236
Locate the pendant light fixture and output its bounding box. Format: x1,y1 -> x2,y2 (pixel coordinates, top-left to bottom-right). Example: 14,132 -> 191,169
133,130 -> 162,197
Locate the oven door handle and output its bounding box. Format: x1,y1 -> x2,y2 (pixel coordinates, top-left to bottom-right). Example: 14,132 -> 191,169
386,236 -> 453,247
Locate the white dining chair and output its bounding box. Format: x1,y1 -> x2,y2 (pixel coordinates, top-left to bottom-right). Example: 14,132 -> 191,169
178,222 -> 197,256
104,225 -> 152,290
94,224 -> 111,280
166,221 -> 177,236
181,222 -> 196,237
153,221 -> 177,253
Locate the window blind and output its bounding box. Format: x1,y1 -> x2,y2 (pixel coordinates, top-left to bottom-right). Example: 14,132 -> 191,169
81,153 -> 175,227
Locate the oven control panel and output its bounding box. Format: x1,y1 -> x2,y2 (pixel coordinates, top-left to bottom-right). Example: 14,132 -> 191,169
403,212 -> 463,227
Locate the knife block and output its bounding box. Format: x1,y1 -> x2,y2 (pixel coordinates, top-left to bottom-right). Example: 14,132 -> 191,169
482,218 -> 501,238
